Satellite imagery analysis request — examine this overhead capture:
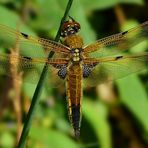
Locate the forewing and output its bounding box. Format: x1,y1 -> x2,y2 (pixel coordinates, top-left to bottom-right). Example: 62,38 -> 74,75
0,24 -> 70,59
83,21 -> 148,57
84,53 -> 148,86
0,54 -> 68,87
0,24 -> 71,86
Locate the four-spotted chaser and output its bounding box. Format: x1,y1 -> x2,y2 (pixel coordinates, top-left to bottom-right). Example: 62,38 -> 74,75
0,18 -> 148,138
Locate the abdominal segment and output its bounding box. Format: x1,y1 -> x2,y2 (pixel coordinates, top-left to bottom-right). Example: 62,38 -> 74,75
66,64 -> 83,138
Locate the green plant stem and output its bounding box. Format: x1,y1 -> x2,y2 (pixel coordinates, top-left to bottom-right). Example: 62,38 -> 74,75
18,0 -> 74,147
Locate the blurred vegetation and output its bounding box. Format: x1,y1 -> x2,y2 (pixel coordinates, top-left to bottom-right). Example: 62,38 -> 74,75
0,0 -> 148,148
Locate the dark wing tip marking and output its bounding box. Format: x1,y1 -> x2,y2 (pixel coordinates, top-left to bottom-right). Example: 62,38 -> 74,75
21,32 -> 29,39
115,55 -> 123,60
23,56 -> 32,60
122,30 -> 128,35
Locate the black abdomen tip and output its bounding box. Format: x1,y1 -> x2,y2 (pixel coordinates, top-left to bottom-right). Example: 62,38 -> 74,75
74,129 -> 80,138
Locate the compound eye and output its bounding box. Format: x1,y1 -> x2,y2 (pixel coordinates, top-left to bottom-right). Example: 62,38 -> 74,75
74,23 -> 80,30
73,24 -> 80,33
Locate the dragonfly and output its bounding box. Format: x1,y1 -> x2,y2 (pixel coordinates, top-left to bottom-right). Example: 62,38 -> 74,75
0,17 -> 148,138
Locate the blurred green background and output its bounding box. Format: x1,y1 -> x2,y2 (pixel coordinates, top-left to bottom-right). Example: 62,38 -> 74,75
0,0 -> 148,148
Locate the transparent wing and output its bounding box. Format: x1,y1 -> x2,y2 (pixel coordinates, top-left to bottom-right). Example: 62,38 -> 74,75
0,24 -> 70,59
0,24 -> 71,86
83,21 -> 148,57
0,54 -> 69,87
83,52 -> 148,86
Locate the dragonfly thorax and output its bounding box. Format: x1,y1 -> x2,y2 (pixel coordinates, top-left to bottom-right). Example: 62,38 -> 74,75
71,48 -> 83,63
64,35 -> 83,49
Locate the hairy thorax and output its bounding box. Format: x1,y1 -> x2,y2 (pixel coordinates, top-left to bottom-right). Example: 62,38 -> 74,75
64,35 -> 84,49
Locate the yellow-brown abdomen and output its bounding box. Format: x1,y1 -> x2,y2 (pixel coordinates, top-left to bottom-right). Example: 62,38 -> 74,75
66,63 -> 83,137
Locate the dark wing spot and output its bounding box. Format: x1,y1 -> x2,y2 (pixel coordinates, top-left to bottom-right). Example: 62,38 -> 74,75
122,30 -> 128,35
21,32 -> 29,39
115,55 -> 123,60
23,56 -> 32,60
19,56 -> 33,69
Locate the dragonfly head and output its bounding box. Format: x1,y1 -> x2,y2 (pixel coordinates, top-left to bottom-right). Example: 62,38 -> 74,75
61,17 -> 80,37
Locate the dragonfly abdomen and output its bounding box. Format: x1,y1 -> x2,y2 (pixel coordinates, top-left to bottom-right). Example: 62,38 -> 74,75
66,64 -> 83,138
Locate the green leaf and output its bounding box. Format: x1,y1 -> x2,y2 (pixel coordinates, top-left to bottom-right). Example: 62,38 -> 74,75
0,132 -> 14,148
0,5 -> 20,28
80,0 -> 143,11
24,83 -> 36,98
70,0 -> 96,44
30,0 -> 65,32
0,0 -> 14,4
0,5 -> 43,57
117,74 -> 148,132
120,0 -> 143,5
0,5 -> 37,36
83,99 -> 111,148
29,127 -> 79,148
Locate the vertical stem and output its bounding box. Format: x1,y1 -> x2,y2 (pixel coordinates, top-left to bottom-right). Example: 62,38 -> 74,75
114,5 -> 126,26
10,26 -> 22,145
18,0 -> 74,147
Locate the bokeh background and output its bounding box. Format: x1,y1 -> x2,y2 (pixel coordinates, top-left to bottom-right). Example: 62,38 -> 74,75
0,0 -> 148,148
